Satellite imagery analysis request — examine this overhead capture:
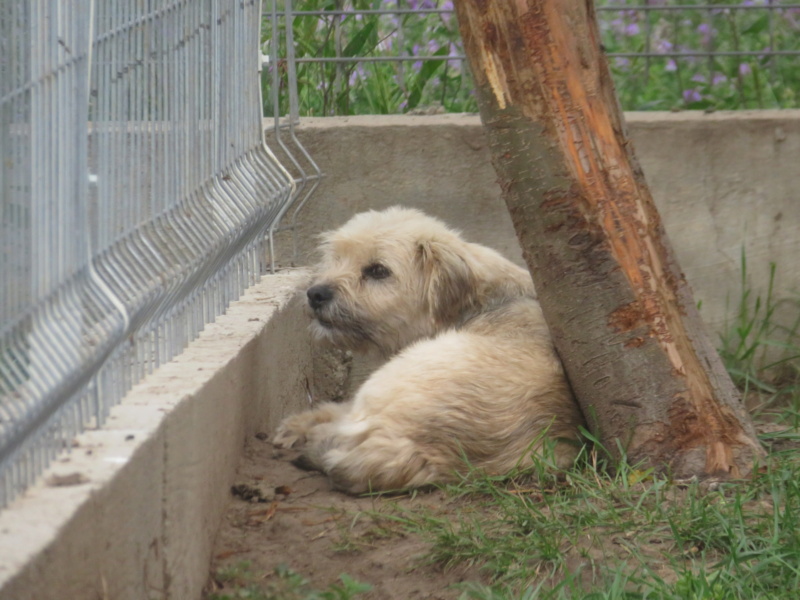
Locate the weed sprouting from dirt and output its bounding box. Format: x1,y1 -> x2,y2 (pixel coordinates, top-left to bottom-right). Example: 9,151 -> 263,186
719,254 -> 800,423
208,562 -> 371,600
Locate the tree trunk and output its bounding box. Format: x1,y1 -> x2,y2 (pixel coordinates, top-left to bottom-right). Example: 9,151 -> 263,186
453,0 -> 765,477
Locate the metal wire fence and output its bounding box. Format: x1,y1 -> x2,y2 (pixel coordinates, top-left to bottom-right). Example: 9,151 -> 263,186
264,1 -> 800,117
0,0 -> 318,507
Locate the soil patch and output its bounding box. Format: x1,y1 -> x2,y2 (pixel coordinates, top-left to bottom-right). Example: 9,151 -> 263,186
203,436 -> 485,600
204,421 -> 800,599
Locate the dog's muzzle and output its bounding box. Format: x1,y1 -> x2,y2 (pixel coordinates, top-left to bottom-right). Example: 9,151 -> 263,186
307,284 -> 335,311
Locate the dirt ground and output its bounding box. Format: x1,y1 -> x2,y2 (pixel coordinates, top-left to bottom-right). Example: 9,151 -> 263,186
202,434 -> 486,600
202,421 -> 799,600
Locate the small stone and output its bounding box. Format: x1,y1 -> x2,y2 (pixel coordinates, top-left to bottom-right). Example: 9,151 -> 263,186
46,472 -> 90,487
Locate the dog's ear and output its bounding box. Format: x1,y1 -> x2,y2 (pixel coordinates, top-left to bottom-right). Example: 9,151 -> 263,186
417,239 -> 479,325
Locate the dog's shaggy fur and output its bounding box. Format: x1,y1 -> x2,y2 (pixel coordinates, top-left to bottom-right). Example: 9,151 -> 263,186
273,207 -> 584,494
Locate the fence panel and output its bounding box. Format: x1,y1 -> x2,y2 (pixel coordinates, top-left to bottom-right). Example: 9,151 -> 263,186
0,0 -> 313,507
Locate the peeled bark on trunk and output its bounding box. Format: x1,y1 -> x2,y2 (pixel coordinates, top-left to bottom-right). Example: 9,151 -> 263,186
454,0 -> 765,477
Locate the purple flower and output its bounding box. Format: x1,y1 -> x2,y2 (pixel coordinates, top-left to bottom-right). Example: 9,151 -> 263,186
447,42 -> 461,70
712,73 -> 727,86
614,57 -> 631,70
440,0 -> 454,24
609,17 -> 625,35
683,88 -> 702,103
739,62 -> 752,76
348,64 -> 367,87
384,12 -> 400,28
656,39 -> 674,53
412,43 -> 423,71
378,34 -> 393,52
691,73 -> 706,84
665,59 -> 677,72
625,23 -> 640,36
697,23 -> 716,45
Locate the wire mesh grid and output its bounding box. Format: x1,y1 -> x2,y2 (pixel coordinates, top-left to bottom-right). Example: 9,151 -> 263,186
263,1 -> 800,116
0,0 -> 319,507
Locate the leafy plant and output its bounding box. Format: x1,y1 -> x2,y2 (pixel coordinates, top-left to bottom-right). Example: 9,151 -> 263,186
263,1 -> 800,116
719,252 -> 800,420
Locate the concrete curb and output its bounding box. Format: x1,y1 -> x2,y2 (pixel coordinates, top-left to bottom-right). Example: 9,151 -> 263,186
0,270 -> 311,600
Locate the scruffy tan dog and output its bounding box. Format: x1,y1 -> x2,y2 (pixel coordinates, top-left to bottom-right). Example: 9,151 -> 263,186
273,207 -> 583,493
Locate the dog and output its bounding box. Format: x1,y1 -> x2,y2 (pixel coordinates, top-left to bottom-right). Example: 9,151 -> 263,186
272,207 -> 584,493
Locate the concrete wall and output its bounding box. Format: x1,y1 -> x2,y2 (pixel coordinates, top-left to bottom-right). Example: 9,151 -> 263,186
1,111 -> 798,599
274,111 -> 800,333
0,272 -> 312,600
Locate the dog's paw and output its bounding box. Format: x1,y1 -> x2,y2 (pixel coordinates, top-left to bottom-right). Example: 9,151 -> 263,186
272,416 -> 310,449
272,426 -> 304,449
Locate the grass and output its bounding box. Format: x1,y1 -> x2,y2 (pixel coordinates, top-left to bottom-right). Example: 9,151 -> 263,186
263,1 -> 800,117
719,253 -> 800,425
208,562 -> 372,600
354,428 -> 800,599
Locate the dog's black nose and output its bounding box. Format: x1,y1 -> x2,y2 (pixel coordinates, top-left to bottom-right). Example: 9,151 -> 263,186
307,284 -> 334,310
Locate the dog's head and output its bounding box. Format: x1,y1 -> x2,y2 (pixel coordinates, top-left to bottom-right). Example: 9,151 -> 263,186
305,207 -> 484,355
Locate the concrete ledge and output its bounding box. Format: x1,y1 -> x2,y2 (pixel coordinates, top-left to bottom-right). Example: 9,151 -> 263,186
0,270 -> 311,600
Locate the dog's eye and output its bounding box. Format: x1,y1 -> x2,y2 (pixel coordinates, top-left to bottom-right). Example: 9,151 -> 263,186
362,263 -> 391,280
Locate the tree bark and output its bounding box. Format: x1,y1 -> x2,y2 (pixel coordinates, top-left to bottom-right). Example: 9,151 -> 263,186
453,0 -> 765,477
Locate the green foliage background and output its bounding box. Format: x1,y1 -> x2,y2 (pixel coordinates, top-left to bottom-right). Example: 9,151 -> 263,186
263,1 -> 800,117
